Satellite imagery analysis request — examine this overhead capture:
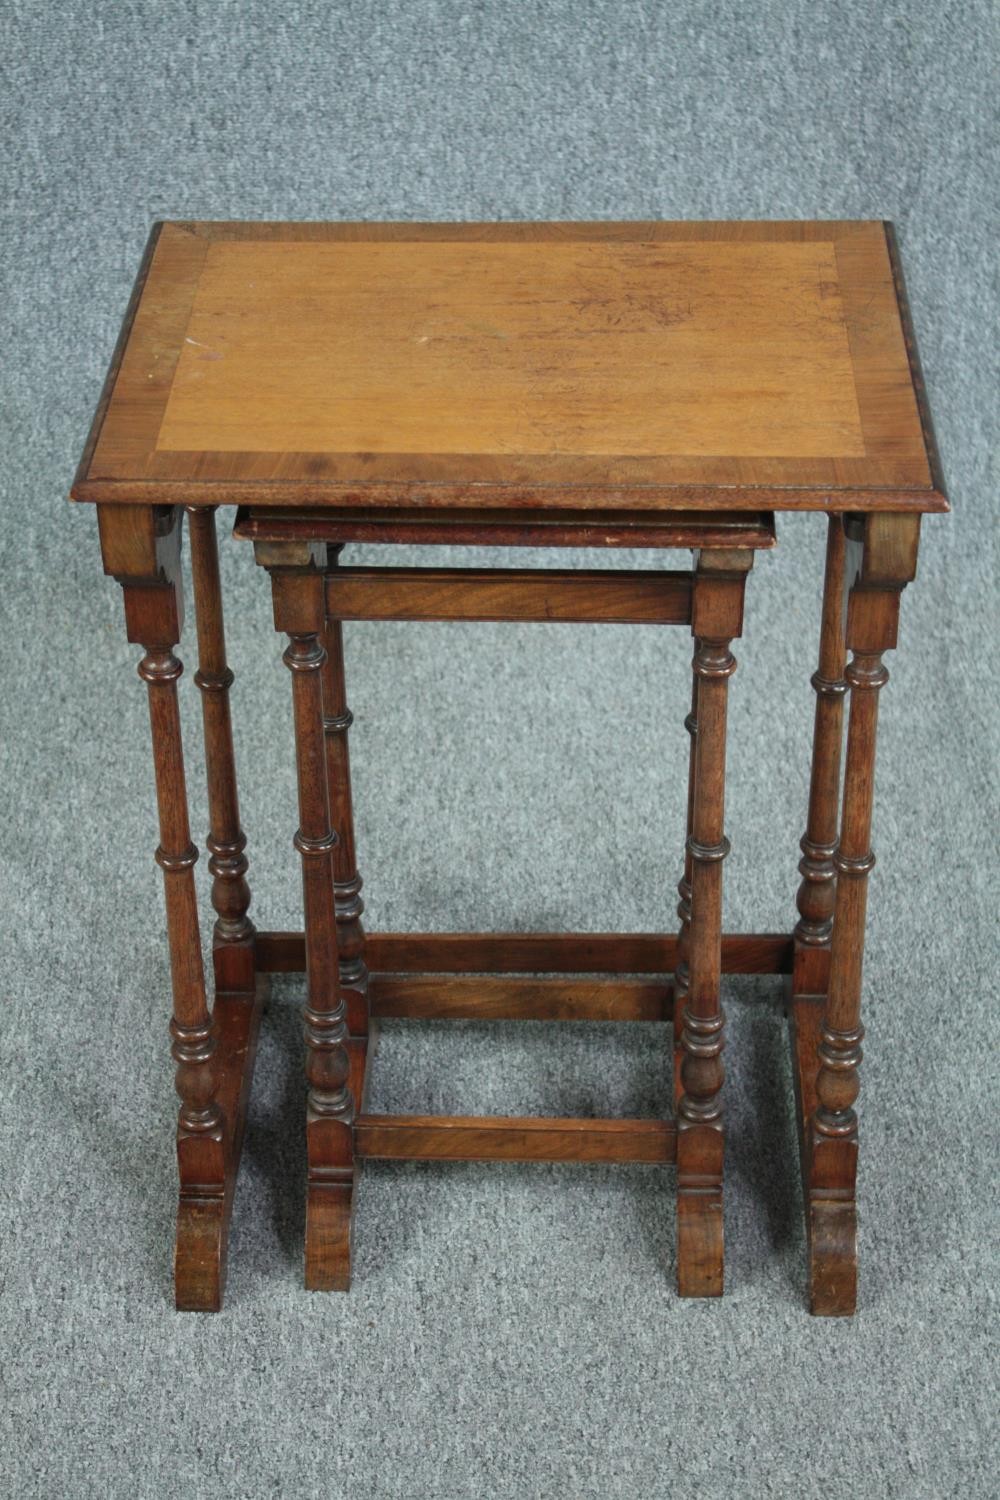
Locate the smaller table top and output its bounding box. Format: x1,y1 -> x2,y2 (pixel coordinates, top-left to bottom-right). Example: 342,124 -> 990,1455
72,220 -> 946,514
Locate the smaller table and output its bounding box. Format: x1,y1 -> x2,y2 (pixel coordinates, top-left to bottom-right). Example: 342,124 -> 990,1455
72,220 -> 946,1314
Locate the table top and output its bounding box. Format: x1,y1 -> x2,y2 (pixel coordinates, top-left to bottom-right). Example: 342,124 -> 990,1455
72,220 -> 946,513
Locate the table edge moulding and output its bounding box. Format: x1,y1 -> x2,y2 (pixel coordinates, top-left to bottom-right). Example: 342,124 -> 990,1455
71,218 -> 947,514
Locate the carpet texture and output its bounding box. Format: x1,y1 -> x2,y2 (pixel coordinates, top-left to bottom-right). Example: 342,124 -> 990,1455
1,3 -> 997,1497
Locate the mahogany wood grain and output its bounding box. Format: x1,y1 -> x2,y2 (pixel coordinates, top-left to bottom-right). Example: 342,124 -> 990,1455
355,1114 -> 676,1164
671,674 -> 700,1286
187,506 -> 255,995
174,978 -> 265,1313
137,616 -> 228,1261
675,551 -> 750,1297
272,564 -> 356,1292
673,676 -> 699,1046
800,513 -> 914,1315
369,974 -> 672,1022
884,222 -> 948,502
100,504 -> 261,1311
788,992 -> 859,1320
117,544 -> 233,1313
97,502 -> 181,582
347,1018 -> 374,1117
793,514 -> 848,995
808,655 -> 884,1313
73,223 -> 164,496
253,930 -> 796,976
234,505 -> 777,551
72,220 -> 946,512
859,511 -> 922,585
323,566 -> 694,625
321,546 -> 369,1039
123,591 -> 217,1036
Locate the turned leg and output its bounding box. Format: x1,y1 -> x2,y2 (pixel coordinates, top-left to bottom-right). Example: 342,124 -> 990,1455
321,546 -> 368,1048
267,554 -> 356,1291
99,505 -> 264,1311
102,507 -> 228,1310
788,513 -> 852,1312
675,549 -> 752,1297
139,623 -> 228,1309
673,676 -> 699,1047
793,515 -> 848,992
797,513 -> 918,1315
187,507 -> 255,995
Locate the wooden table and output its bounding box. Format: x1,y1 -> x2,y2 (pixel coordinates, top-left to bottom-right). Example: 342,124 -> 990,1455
72,221 -> 946,1314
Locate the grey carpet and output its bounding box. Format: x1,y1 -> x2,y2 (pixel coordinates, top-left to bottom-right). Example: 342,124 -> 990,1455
1,3 -> 998,1497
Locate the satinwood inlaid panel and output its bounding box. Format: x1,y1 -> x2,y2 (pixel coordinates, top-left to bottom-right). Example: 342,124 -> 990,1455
72,220 -> 946,511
